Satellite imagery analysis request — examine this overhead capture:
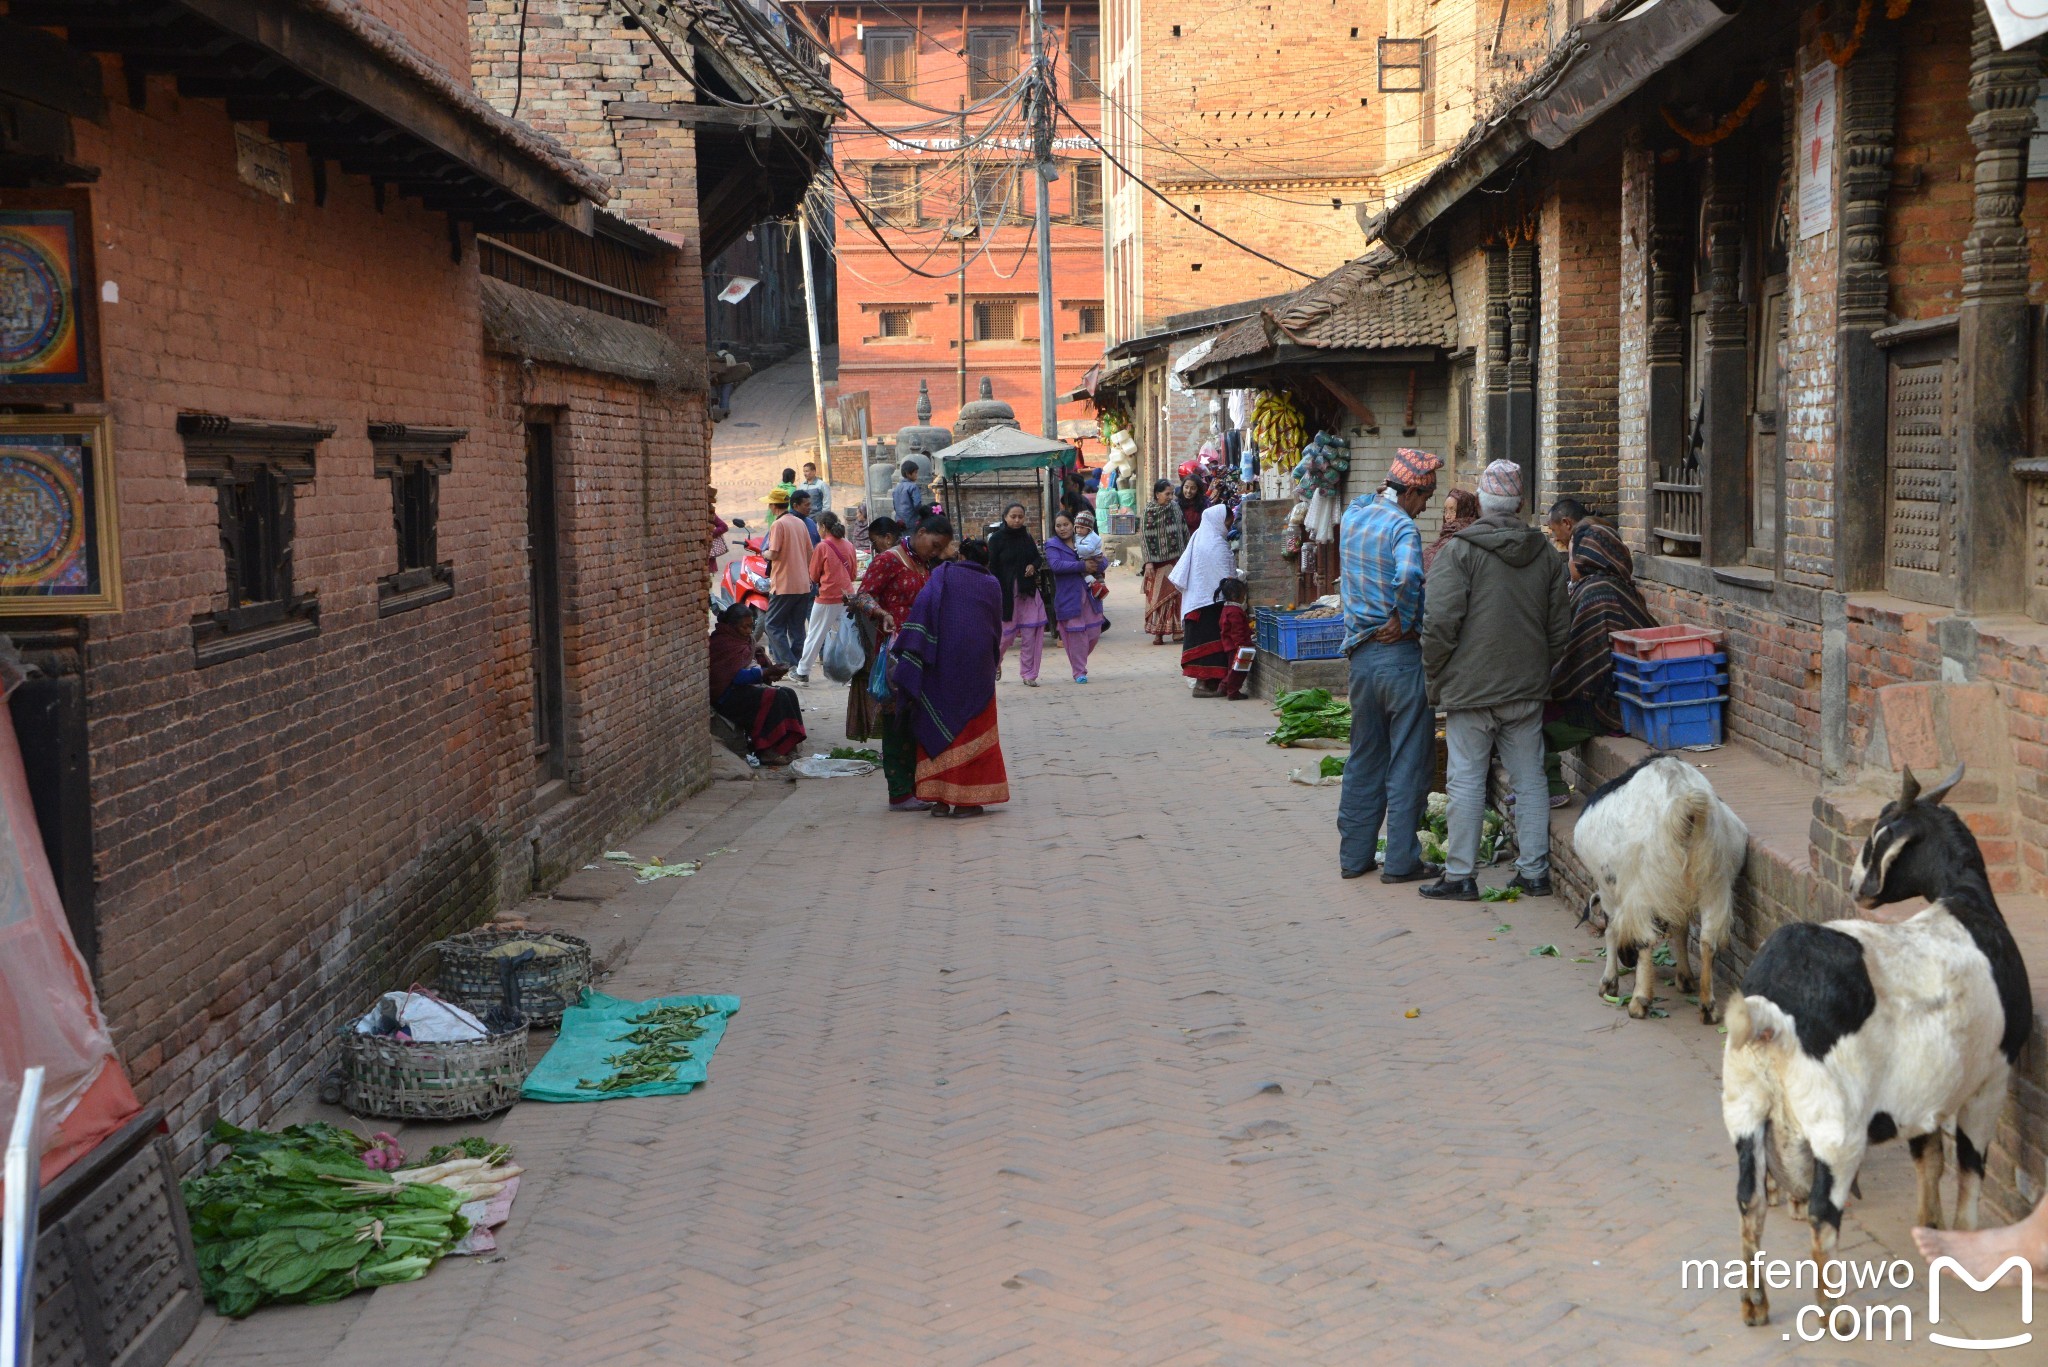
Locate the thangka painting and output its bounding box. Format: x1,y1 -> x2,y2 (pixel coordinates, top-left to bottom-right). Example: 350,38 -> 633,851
0,191 -> 102,402
0,415 -> 122,615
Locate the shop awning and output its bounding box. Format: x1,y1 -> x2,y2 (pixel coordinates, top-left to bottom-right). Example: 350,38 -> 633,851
932,424 -> 1080,474
1184,248 -> 1455,389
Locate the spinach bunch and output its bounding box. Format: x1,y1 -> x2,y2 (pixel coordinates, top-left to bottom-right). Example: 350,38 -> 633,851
1268,689 -> 1352,747
182,1121 -> 468,1318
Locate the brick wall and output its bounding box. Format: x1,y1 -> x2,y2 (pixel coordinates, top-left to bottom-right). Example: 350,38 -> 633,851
1616,136 -> 1651,553
1537,167 -> 1621,518
1446,219 -> 1492,492
1884,0 -> 1972,323
1641,581 -> 1824,773
364,0 -> 477,83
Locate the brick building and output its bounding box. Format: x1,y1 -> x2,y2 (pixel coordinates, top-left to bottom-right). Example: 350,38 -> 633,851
1354,0 -> 2048,1221
791,0 -> 1104,439
0,0 -> 828,1160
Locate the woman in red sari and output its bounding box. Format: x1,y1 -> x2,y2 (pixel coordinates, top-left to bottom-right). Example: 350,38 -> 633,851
708,603 -> 805,763
848,515 -> 953,810
890,537 -> 1010,816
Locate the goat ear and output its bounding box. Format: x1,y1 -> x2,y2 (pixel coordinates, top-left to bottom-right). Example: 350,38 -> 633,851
1899,766 -> 1921,807
1919,761 -> 1966,808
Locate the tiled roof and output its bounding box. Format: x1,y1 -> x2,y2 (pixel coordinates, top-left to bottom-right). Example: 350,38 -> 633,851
1201,249 -> 1455,369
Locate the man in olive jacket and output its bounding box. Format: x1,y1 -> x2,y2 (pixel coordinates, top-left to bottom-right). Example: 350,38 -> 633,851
1417,459 -> 1572,901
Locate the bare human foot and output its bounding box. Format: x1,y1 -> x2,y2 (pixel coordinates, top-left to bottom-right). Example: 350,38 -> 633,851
1914,1195 -> 2048,1287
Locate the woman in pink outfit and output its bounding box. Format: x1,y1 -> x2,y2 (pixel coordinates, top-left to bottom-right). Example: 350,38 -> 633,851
795,511 -> 858,685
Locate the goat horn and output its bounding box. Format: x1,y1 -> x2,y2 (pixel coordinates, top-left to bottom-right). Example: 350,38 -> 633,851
1918,761 -> 1967,808
1899,766 -> 1920,806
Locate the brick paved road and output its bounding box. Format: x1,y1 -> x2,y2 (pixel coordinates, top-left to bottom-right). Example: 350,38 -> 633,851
180,578 -> 2027,1364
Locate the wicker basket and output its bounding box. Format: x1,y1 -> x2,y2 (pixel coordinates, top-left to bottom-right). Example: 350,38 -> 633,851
339,1020 -> 530,1121
434,927 -> 593,1027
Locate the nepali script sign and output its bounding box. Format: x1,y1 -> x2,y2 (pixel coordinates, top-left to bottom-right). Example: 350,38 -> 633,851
883,135 -> 1097,154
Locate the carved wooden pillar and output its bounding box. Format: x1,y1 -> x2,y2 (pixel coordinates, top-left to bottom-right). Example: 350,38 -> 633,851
1834,39 -> 1897,590
1505,239 -> 1538,499
1647,159 -> 1690,551
1699,148 -> 1748,565
1956,10 -> 2038,612
1484,245 -> 1511,468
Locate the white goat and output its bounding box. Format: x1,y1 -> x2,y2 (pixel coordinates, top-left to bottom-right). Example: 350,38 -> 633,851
1572,754 -> 1748,1021
1718,764 -> 2033,1328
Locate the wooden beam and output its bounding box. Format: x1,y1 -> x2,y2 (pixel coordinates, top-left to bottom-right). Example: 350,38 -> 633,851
1315,373 -> 1378,430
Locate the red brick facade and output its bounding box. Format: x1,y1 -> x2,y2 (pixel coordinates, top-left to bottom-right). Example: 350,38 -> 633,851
1,0 -> 741,1159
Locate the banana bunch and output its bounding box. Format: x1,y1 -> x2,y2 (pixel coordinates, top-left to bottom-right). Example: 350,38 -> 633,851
1249,391 -> 1308,471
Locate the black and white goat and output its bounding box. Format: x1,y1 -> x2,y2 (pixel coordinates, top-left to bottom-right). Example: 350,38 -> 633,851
1572,754 -> 1748,1021
1719,764 -> 2033,1327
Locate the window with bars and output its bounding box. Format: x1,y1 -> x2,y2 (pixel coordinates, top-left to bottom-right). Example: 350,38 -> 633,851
1075,303 -> 1105,335
1071,160 -> 1103,224
1069,29 -> 1101,99
864,29 -> 914,96
371,423 -> 461,615
868,163 -> 921,227
970,163 -> 1016,225
967,29 -> 1018,99
878,309 -> 913,338
972,299 -> 1018,341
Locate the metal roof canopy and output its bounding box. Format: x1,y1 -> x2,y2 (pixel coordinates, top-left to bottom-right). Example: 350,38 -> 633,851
931,424 -> 1080,476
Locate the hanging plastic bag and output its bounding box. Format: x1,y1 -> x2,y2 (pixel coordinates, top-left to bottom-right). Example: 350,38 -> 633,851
867,640 -> 893,702
819,609 -> 865,683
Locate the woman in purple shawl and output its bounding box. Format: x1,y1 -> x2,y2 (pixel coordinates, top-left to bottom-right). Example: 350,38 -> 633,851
1044,511 -> 1108,682
889,538 -> 1011,816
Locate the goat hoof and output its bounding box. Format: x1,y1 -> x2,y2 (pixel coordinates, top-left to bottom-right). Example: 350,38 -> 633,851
1676,973 -> 1698,994
1700,999 -> 1720,1024
1599,978 -> 1618,999
1741,1293 -> 1770,1328
1628,997 -> 1652,1020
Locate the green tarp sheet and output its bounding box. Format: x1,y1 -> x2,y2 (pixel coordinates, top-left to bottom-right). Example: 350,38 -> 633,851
521,989 -> 741,1102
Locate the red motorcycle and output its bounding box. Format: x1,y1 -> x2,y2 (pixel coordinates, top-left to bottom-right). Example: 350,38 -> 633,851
717,534 -> 772,614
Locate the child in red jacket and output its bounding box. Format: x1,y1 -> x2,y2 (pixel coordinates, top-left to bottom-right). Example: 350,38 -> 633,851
1217,577 -> 1253,700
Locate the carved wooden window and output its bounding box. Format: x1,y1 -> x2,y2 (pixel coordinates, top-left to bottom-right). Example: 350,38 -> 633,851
181,415 -> 331,666
967,30 -> 1018,99
864,29 -> 914,97
1879,319 -> 1961,607
371,423 -> 462,616
878,308 -> 913,338
972,298 -> 1017,340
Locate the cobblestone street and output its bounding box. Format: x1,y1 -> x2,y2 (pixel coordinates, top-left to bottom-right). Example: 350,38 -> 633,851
175,579 -> 2024,1365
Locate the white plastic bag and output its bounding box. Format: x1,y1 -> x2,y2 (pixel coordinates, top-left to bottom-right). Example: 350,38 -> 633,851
355,990 -> 488,1041
791,755 -> 877,779
818,609 -> 865,682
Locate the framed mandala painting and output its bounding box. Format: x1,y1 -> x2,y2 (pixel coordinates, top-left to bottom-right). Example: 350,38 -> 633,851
0,414 -> 122,615
0,190 -> 102,402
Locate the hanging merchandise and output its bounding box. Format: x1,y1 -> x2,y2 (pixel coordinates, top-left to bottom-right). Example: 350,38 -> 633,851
1283,500 -> 1309,557
1305,488 -> 1340,543
1248,391 -> 1308,472
1290,430 -> 1351,503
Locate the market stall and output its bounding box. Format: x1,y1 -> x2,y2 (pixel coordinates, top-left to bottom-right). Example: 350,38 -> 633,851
930,425 -> 1079,539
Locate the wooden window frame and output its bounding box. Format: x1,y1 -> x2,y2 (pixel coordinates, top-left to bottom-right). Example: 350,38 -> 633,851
972,298 -> 1019,342
1070,160 -> 1103,224
877,308 -> 915,339
181,415 -> 331,666
371,422 -> 462,616
1377,37 -> 1426,93
1069,28 -> 1101,100
868,163 -> 922,228
967,29 -> 1019,99
864,28 -> 915,97
970,163 -> 1017,226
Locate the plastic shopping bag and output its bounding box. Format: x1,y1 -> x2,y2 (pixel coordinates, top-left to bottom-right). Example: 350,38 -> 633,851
867,640 -> 893,702
819,609 -> 865,683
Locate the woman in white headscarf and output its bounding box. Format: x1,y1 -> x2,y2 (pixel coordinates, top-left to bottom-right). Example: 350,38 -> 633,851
1170,503 -> 1237,696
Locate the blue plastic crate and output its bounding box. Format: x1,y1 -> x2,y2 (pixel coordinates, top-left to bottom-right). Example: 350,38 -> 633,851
1254,607 -> 1345,661
1617,689 -> 1725,749
1612,650 -> 1726,686
1614,670 -> 1727,704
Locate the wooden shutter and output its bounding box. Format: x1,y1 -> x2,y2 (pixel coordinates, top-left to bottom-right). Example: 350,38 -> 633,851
1883,322 -> 1961,607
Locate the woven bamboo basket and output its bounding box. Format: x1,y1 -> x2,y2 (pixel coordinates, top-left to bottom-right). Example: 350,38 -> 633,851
434,927 -> 592,1028
339,1021 -> 529,1121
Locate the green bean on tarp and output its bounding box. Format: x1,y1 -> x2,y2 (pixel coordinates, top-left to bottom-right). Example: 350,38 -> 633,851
521,989 -> 741,1102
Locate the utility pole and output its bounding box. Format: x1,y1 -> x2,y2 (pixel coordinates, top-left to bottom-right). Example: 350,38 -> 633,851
1028,0 -> 1058,439
957,95 -> 969,412
796,198 -> 831,483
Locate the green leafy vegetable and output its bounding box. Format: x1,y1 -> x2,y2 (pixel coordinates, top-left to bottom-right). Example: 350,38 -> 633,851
412,1136 -> 510,1168
1528,944 -> 1559,957
576,1003 -> 719,1091
182,1121 -> 468,1318
1269,688 -> 1352,746
1319,755 -> 1345,779
1479,885 -> 1522,903
830,746 -> 882,763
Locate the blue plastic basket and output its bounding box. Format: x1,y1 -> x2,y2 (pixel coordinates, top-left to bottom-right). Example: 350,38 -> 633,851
1614,670 -> 1727,703
1612,650 -> 1725,686
1617,689 -> 1725,749
1254,607 -> 1345,661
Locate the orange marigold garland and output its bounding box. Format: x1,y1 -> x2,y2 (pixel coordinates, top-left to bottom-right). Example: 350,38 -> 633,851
1661,80 -> 1770,149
